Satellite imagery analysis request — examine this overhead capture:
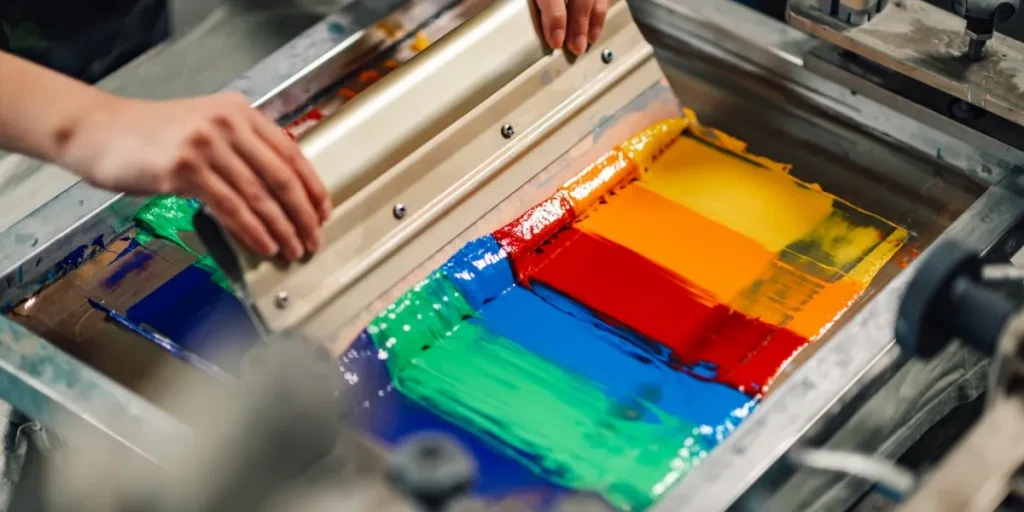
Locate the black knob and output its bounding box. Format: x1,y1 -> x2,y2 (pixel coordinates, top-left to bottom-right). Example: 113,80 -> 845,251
897,240 -> 1018,358
388,433 -> 477,510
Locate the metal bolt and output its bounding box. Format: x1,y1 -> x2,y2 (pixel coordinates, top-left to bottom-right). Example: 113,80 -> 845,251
275,291 -> 290,309
601,48 -> 613,63
393,203 -> 407,219
967,38 -> 987,62
500,124 -> 514,139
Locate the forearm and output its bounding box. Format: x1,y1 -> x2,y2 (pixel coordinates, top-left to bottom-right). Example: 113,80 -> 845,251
0,51 -> 112,165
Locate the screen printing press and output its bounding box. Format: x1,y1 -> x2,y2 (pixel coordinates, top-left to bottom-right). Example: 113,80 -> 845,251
4,0 -> 1024,510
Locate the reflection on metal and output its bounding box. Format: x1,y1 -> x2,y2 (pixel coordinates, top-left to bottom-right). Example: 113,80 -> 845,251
789,0 -> 1024,125
392,204 -> 407,219
787,446 -> 917,499
236,0 -> 486,123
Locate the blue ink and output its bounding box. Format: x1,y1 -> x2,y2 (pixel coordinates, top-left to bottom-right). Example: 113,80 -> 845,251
475,286 -> 754,438
126,265 -> 260,370
442,237 -> 755,441
112,238 -> 144,263
104,247 -> 154,289
87,298 -> 232,382
343,332 -> 570,504
443,236 -> 513,309
42,235 -> 109,285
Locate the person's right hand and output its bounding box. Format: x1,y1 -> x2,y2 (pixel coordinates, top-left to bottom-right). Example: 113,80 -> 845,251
60,91 -> 332,261
535,0 -> 609,56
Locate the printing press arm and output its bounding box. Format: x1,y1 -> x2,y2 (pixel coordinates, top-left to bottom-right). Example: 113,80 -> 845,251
953,0 -> 1020,60
891,241 -> 1024,511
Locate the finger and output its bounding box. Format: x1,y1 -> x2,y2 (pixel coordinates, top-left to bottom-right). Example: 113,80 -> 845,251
232,124 -> 323,257
535,0 -> 567,49
566,0 -> 595,56
249,110 -> 332,222
206,137 -> 307,261
180,165 -> 278,258
588,0 -> 608,44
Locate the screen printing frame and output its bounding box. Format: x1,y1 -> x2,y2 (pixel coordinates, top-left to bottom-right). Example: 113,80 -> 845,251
1,0 -> 1024,509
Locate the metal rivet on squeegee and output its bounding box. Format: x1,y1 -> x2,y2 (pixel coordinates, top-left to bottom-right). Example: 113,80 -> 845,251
500,124 -> 515,139
275,291 -> 290,309
601,49 -> 613,64
393,203 -> 407,219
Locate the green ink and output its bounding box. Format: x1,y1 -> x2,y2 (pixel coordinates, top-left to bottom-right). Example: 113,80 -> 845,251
367,271 -> 708,510
134,196 -> 202,250
133,196 -> 232,291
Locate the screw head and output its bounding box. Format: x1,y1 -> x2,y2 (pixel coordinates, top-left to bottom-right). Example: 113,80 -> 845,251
393,203 -> 407,219
500,124 -> 514,139
275,291 -> 290,309
601,48 -> 613,63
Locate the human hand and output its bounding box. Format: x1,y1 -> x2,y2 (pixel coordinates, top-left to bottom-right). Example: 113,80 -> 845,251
535,0 -> 609,56
61,91 -> 331,261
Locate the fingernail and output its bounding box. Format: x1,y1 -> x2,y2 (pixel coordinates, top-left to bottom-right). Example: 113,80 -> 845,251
265,241 -> 280,257
307,231 -> 323,253
550,29 -> 565,48
570,35 -> 587,56
589,28 -> 603,44
285,242 -> 305,261
320,199 -> 333,221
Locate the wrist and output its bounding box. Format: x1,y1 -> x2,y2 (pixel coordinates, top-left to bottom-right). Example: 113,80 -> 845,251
49,90 -> 120,175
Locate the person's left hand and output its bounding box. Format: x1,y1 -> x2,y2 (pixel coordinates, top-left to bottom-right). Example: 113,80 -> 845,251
535,0 -> 609,56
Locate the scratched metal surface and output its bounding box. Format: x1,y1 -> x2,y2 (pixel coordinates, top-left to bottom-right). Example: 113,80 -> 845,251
789,0 -> 1024,125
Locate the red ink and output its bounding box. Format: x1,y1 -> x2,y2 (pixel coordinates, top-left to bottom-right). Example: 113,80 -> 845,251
515,226 -> 810,396
305,109 -> 325,122
493,192 -> 576,272
685,313 -> 808,395
899,247 -> 922,269
517,227 -> 729,349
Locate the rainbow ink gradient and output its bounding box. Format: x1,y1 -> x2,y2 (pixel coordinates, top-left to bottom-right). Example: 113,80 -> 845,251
357,110 -> 908,509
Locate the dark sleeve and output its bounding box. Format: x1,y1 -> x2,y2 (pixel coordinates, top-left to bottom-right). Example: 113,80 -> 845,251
0,0 -> 169,84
